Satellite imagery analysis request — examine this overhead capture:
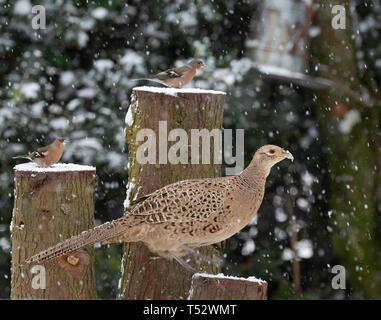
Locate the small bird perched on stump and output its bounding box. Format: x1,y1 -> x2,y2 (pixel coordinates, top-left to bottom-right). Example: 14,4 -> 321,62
24,145 -> 293,270
13,138 -> 67,167
134,59 -> 205,88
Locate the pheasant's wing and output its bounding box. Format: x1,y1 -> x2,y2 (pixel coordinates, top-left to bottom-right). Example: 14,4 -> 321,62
127,178 -> 230,224
152,65 -> 190,80
129,178 -> 207,207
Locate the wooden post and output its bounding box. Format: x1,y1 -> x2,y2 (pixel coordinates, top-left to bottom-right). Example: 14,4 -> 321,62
189,273 -> 267,300
120,87 -> 226,300
11,163 -> 98,299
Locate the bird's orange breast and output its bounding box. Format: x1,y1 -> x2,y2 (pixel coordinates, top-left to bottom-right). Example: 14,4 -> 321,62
166,69 -> 196,88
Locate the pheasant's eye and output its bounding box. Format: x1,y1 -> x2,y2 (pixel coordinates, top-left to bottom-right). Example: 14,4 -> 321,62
269,149 -> 275,154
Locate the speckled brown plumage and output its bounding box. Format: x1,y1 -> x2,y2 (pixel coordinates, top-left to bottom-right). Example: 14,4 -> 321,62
24,145 -> 293,265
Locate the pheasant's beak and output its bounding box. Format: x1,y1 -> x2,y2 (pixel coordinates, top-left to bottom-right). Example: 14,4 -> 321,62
283,150 -> 294,162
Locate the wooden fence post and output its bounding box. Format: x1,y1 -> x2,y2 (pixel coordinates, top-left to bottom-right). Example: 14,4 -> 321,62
189,273 -> 267,300
120,87 -> 226,300
11,163 -> 98,299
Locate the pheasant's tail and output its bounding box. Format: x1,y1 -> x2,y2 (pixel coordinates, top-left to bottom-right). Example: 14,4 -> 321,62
24,219 -> 128,265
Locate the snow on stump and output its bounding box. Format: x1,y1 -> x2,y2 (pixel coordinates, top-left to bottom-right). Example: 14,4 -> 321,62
120,86 -> 226,300
11,163 -> 98,299
189,273 -> 267,300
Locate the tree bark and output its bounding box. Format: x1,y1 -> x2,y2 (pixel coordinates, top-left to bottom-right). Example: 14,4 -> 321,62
189,274 -> 267,300
11,164 -> 98,299
120,87 -> 225,300
311,0 -> 381,298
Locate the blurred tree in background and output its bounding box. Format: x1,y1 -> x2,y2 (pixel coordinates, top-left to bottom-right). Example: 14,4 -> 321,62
310,0 -> 381,298
0,0 -> 380,299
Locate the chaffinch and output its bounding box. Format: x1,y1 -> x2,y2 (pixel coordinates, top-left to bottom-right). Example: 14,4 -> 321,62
13,138 -> 67,167
134,59 -> 205,88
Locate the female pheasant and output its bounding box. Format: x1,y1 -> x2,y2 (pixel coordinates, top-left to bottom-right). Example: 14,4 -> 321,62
24,145 -> 293,269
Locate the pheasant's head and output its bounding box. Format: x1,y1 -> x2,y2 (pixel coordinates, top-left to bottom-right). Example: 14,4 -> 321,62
253,144 -> 293,172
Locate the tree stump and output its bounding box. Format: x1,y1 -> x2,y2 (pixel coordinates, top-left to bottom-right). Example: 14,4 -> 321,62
189,273 -> 267,300
11,163 -> 98,299
120,86 -> 226,300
